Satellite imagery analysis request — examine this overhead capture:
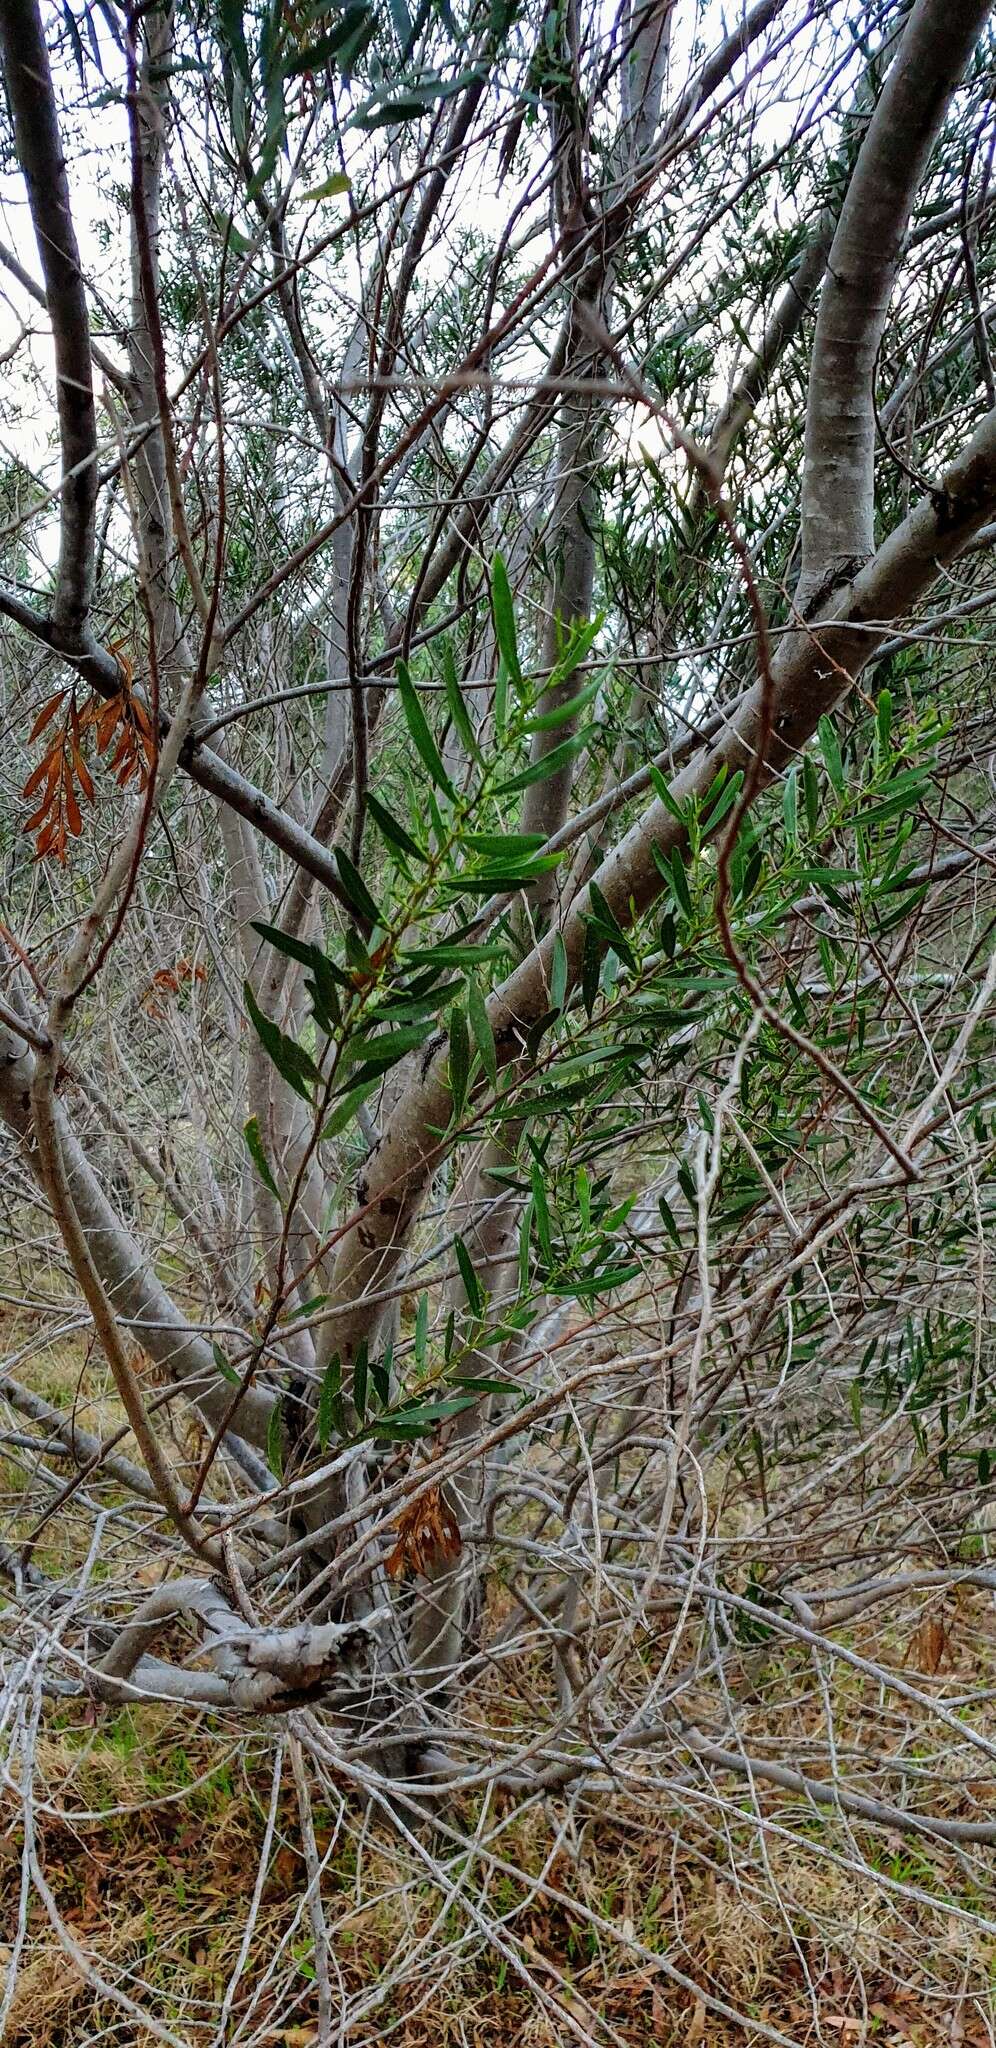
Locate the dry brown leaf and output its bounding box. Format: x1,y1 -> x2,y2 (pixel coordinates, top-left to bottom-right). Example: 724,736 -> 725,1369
687,1996 -> 706,2042
386,1484 -> 462,1580
28,689 -> 66,742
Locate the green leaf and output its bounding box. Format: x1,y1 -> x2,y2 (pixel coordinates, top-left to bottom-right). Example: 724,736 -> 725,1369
405,941 -> 506,968
244,982 -> 319,1103
266,1399 -> 284,1480
449,1002 -> 470,1118
494,655 -> 509,736
371,1394 -> 475,1436
546,611 -> 603,691
782,765 -> 798,846
388,0 -> 412,53
657,1193 -> 681,1248
854,775 -> 929,827
550,930 -> 568,1011
251,920 -> 319,971
491,553 -> 522,687
523,671 -> 601,733
803,754 -> 820,836
219,0 -> 250,80
701,768 -> 744,836
448,1375 -> 514,1397
817,714 -> 845,794
668,847 -> 693,918
371,1344 -> 392,1408
211,1340 -> 241,1387
334,847 -> 382,928
649,763 -> 687,822
467,977 -> 496,1087
441,857 -> 563,894
463,831 -> 546,856
286,0 -> 372,74
286,1294 -> 327,1321
344,1023 -> 426,1075
366,792 -> 426,863
454,1234 -> 485,1317
244,1115 -> 279,1198
396,660 -> 456,797
530,1159 -> 554,1265
876,687 -> 892,754
494,727 -> 592,796
587,882 -> 635,966
321,1076 -> 381,1140
551,1263 -> 641,1297
300,170 -> 352,200
212,209 -> 256,256
581,920 -> 603,1017
518,1196 -> 533,1294
318,1353 -> 343,1450
442,639 -> 481,761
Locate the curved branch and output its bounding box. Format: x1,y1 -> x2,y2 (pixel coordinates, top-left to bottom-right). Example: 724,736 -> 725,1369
0,0 -> 98,637
799,0 -> 991,599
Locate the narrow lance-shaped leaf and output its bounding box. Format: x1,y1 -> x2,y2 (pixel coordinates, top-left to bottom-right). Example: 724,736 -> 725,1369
657,1193 -> 682,1247
366,791 -> 427,863
321,1076 -> 381,1142
442,637 -> 481,761
530,1159 -> 554,1265
550,930 -> 568,1012
491,553 -> 522,687
212,1340 -> 241,1387
818,713 -> 845,794
454,1234 -> 485,1318
396,660 -> 456,798
467,977 -> 497,1087
244,983 -> 320,1103
318,1354 -> 344,1450
449,1002 -> 470,1119
494,726 -> 593,797
334,847 -> 382,929
267,1399 -> 284,1480
783,764 -> 798,846
244,1115 -> 279,1199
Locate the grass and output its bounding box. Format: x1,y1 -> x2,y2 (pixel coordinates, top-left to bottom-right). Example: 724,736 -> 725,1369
3,1308 -> 996,2044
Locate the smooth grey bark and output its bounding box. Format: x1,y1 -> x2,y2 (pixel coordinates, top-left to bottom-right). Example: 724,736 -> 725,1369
0,0 -> 98,640
798,0 -> 991,602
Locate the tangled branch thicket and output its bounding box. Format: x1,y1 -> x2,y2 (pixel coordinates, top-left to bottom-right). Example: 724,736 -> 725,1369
2,0 -> 996,2039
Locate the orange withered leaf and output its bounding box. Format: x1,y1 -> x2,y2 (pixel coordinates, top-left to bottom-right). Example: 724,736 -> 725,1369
73,746 -> 95,803
21,744 -> 60,803
28,691 -> 66,743
24,793 -> 54,835
386,1485 -> 462,1581
95,699 -> 122,752
108,639 -> 134,685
